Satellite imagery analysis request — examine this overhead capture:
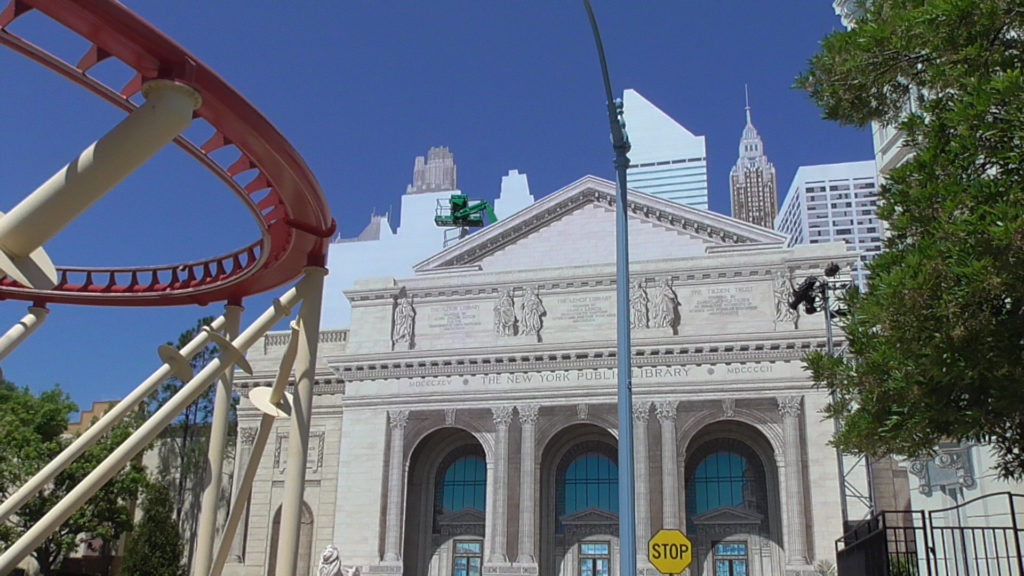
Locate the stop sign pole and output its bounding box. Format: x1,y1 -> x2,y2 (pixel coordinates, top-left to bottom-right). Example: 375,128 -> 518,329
582,2 -> 637,575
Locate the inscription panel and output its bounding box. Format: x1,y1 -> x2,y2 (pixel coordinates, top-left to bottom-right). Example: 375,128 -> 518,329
551,293 -> 615,325
687,285 -> 758,317
425,303 -> 483,332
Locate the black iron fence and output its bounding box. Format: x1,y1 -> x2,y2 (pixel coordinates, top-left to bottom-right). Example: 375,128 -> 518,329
836,492 -> 1024,576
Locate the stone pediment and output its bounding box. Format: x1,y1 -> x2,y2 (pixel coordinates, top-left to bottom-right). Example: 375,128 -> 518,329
560,507 -> 620,526
692,506 -> 763,525
415,176 -> 787,274
437,507 -> 486,526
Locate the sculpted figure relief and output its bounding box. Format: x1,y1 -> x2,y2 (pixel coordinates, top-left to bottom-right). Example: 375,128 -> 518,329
651,279 -> 679,330
630,280 -> 649,329
494,288 -> 517,336
520,287 -> 545,336
773,271 -> 799,329
392,295 -> 415,346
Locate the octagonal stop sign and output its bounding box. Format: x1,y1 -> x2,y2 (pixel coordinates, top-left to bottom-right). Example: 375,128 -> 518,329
648,529 -> 693,574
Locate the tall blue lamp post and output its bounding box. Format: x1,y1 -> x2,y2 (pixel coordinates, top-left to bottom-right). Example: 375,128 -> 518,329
583,2 -> 637,574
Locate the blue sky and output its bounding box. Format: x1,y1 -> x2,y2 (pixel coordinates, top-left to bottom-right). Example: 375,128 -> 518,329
0,2 -> 869,414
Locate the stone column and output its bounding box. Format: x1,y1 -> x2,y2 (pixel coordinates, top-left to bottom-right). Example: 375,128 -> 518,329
633,402 -> 652,563
778,396 -> 809,565
656,400 -> 680,529
516,404 -> 539,564
383,409 -> 410,562
488,406 -> 514,564
229,426 -> 257,563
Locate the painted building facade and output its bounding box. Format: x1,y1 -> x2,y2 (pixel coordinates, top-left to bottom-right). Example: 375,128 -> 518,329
228,176 -> 855,576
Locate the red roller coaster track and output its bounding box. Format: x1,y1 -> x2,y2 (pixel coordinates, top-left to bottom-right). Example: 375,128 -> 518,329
0,0 -> 334,306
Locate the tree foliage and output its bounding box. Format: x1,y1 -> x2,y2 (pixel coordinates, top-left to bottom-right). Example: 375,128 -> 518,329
796,0 -> 1024,478
0,382 -> 146,575
120,480 -> 185,576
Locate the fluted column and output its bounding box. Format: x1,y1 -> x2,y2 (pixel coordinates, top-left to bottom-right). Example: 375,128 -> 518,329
633,402 -> 652,562
228,426 -> 257,563
383,409 -> 410,562
516,404 -> 539,564
488,406 -> 514,563
656,400 -> 680,529
778,396 -> 809,564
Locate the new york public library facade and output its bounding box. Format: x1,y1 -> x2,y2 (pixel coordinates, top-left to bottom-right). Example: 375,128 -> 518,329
228,176 -> 853,576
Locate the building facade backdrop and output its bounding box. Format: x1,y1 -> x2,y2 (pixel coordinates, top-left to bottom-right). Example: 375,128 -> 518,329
226,175 -> 855,576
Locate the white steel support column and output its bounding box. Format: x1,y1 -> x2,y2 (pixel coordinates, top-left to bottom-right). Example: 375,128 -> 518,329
382,409 -> 410,562
0,284 -> 302,575
488,406 -> 513,564
656,400 -> 680,529
515,404 -> 539,565
0,305 -> 48,362
195,304 -> 243,576
633,402 -> 652,560
778,395 -> 809,565
0,80 -> 200,289
274,268 -> 327,576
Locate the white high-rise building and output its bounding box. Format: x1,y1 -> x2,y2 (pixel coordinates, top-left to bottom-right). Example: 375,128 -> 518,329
775,160 -> 882,289
729,91 -> 778,229
623,89 -> 709,209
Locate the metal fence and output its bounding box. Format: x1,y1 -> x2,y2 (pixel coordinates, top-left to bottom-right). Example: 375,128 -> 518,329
836,492 -> 1024,576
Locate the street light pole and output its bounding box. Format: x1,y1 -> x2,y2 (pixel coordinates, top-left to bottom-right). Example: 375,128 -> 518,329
583,2 -> 636,574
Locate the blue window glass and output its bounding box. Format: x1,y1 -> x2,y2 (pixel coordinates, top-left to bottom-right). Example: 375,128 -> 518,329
441,455 -> 486,512
691,452 -> 747,515
558,451 -> 618,533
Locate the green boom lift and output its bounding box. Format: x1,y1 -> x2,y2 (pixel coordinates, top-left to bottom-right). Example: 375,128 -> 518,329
435,194 -> 498,245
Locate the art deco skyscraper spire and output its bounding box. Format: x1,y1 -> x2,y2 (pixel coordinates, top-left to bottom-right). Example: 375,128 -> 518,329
729,87 -> 778,229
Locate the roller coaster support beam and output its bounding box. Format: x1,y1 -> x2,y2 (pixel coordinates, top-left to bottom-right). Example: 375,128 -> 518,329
275,266 -> 327,576
194,303 -> 244,576
0,80 -> 201,289
0,277 -> 308,576
0,305 -> 48,362
0,314 -> 227,525
210,321 -> 303,576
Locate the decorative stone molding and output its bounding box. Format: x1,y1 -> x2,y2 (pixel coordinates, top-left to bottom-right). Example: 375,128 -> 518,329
388,409 -> 410,430
655,400 -> 678,422
492,406 -> 514,428
722,398 -> 736,418
518,404 -> 539,425
633,401 -> 651,423
444,407 -> 457,426
392,294 -> 415,350
519,287 -> 545,337
773,270 -> 799,330
630,280 -> 649,329
239,426 -> 257,447
493,288 -> 517,336
777,396 -> 801,418
576,403 -> 589,421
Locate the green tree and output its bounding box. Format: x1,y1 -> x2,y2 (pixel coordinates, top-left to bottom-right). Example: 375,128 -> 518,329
796,0 -> 1024,478
0,382 -> 146,575
120,480 -> 185,576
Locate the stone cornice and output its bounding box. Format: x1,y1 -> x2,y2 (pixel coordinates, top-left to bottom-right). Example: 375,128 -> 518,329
328,336 -> 833,382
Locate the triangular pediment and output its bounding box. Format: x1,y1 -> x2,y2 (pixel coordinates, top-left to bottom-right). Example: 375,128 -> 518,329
560,507 -> 620,525
437,507 -> 486,525
692,506 -> 763,525
415,176 -> 786,274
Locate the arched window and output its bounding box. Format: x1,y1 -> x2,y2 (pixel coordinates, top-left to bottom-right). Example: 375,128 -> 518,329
434,444 -> 487,517
686,439 -> 768,530
691,451 -> 748,514
556,442 -> 618,532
